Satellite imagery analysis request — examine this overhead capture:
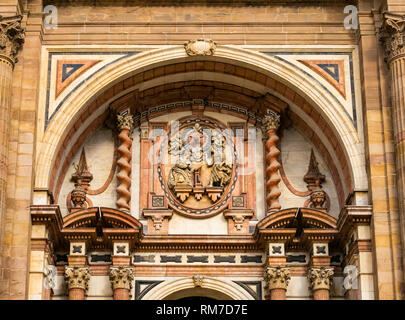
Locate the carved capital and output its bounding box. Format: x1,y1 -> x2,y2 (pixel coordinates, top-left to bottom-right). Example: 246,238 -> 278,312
0,15 -> 25,65
262,110 -> 280,133
307,266 -> 334,291
64,266 -> 90,292
264,266 -> 291,290
109,266 -> 134,292
117,114 -> 134,132
380,12 -> 405,63
184,38 -> 216,56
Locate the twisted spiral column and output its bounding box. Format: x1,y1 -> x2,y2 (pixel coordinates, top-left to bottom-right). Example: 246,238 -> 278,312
116,114 -> 134,211
263,110 -> 281,214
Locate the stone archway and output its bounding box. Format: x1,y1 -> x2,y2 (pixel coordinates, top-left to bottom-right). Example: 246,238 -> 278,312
35,45 -> 367,204
141,276 -> 255,300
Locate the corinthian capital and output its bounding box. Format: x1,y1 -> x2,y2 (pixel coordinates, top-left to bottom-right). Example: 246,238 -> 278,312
307,266 -> 334,291
380,12 -> 405,63
264,266 -> 291,290
109,266 -> 134,291
117,114 -> 134,132
0,15 -> 25,64
64,266 -> 90,292
262,110 -> 280,133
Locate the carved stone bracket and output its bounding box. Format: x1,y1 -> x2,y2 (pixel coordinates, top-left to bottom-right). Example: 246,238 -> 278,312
64,266 -> 90,293
224,209 -> 254,234
0,15 -> 25,65
379,12 -> 405,64
264,266 -> 291,290
143,209 -> 173,234
109,266 -> 134,292
307,266 -> 334,291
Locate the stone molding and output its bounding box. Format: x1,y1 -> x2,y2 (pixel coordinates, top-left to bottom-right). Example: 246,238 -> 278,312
264,266 -> 291,290
64,266 -> 90,292
0,15 -> 25,65
380,12 -> 405,63
307,266 -> 334,291
109,266 -> 134,291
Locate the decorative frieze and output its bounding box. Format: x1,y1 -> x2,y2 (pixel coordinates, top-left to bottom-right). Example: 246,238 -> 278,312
109,266 -> 134,291
264,266 -> 291,290
307,266 -> 334,291
64,266 -> 90,292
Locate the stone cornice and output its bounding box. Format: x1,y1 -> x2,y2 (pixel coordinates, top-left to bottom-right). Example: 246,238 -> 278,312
379,12 -> 405,64
0,15 -> 25,65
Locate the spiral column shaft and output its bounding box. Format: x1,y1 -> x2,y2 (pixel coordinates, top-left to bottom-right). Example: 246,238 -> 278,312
116,115 -> 134,211
263,110 -> 281,214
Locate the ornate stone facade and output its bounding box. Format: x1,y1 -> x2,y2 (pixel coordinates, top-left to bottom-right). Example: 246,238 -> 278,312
0,0 -> 403,302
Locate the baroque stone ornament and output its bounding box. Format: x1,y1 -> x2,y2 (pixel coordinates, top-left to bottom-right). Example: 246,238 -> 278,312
307,267 -> 334,291
157,117 -> 238,218
264,266 -> 291,290
193,275 -> 204,287
64,266 -> 90,293
184,38 -> 216,56
116,114 -> 134,211
109,266 -> 134,292
380,12 -> 405,63
0,15 -> 25,64
263,110 -> 282,214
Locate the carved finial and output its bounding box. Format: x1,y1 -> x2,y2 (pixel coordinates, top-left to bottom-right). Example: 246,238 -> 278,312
379,12 -> 405,63
0,15 -> 25,64
184,39 -> 216,56
262,110 -> 280,132
303,149 -> 325,191
72,148 -> 93,189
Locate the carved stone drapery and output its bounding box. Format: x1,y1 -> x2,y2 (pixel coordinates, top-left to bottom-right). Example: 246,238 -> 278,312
263,110 -> 282,214
264,266 -> 290,300
0,15 -> 25,65
64,266 -> 90,300
116,114 -> 134,211
308,267 -> 334,300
